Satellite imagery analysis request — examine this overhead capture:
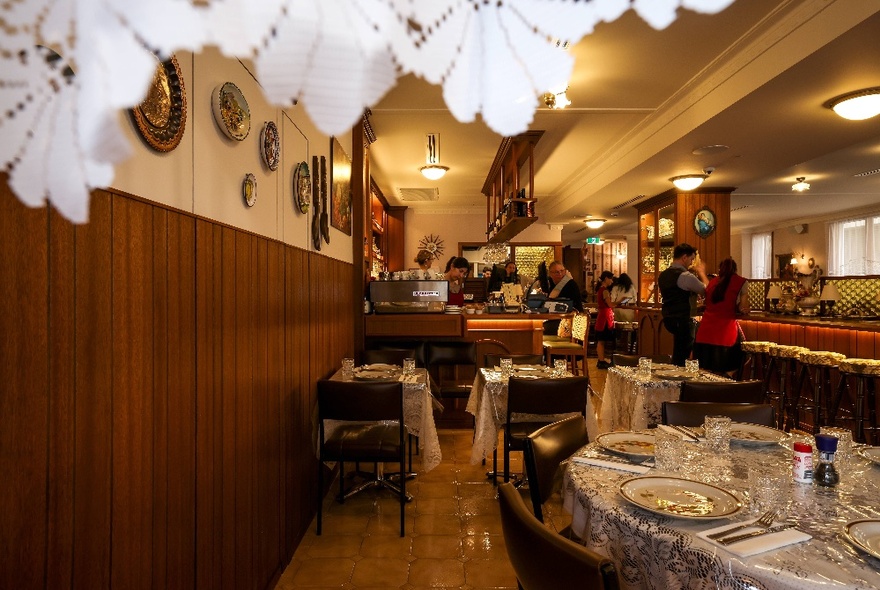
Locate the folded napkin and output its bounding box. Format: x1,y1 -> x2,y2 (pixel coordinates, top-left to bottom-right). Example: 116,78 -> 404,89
697,519 -> 812,557
657,424 -> 703,441
570,455 -> 651,474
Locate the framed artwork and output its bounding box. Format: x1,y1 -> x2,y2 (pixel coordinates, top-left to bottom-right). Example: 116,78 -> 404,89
693,206 -> 716,238
330,137 -> 352,235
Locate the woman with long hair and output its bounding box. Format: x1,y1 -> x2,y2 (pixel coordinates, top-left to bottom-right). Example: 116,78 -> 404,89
694,257 -> 749,375
444,256 -> 470,306
610,272 -> 637,322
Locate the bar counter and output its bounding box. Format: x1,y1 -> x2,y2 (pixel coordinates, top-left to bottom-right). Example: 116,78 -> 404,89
365,312 -> 569,355
635,305 -> 880,359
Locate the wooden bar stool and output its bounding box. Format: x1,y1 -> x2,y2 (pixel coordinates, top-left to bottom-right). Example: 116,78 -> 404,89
833,359 -> 880,445
764,344 -> 809,430
737,340 -> 774,382
794,351 -> 846,433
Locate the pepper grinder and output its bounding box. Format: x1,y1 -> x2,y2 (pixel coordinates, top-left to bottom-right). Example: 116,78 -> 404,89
813,434 -> 840,487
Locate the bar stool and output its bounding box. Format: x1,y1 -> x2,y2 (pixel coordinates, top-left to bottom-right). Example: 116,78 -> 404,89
737,340 -> 774,382
794,351 -> 846,433
764,344 -> 809,430
616,321 -> 638,354
832,358 -> 880,445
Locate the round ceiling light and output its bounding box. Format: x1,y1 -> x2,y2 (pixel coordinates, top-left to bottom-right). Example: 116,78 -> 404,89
420,165 -> 449,180
826,88 -> 880,120
670,174 -> 708,191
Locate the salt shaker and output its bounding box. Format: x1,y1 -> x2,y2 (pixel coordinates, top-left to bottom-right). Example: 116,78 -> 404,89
813,434 -> 840,487
792,441 -> 813,484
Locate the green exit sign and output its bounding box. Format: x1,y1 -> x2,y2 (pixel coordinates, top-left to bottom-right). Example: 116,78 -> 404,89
585,237 -> 602,244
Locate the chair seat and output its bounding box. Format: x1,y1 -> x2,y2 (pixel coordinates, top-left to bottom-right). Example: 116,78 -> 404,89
438,382 -> 474,398
322,424 -> 403,460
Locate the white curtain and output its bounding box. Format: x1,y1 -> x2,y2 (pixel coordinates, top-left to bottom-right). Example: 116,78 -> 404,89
750,232 -> 772,279
827,215 -> 880,276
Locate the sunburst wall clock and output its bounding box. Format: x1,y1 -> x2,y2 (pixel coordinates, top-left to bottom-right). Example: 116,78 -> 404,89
418,234 -> 444,260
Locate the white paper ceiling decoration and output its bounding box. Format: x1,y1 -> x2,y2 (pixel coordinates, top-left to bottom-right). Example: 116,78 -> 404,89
0,0 -> 735,223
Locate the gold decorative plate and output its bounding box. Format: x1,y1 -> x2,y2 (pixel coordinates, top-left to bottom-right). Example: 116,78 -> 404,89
212,82 -> 250,141
242,173 -> 257,207
131,54 -> 186,152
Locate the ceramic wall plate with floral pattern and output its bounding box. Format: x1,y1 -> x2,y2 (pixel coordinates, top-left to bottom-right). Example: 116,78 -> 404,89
242,173 -> 257,207
293,161 -> 311,214
260,121 -> 280,170
212,82 -> 250,141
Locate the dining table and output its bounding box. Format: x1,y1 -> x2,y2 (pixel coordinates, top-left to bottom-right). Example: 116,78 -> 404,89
562,431 -> 880,590
326,365 -> 442,472
588,364 -> 730,441
467,365 -> 581,465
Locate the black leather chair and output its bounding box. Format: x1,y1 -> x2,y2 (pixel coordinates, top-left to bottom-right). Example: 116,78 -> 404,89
612,353 -> 672,367
316,379 -> 407,536
680,380 -> 764,404
503,376 -> 588,483
484,353 -> 545,367
661,401 -> 775,427
524,416 -> 588,527
362,348 -> 418,367
498,483 -> 620,590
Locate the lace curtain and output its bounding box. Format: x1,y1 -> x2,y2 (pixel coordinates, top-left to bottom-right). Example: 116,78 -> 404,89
0,0 -> 735,223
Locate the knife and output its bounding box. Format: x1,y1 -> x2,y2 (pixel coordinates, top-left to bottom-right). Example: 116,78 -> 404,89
716,524 -> 794,545
670,424 -> 700,442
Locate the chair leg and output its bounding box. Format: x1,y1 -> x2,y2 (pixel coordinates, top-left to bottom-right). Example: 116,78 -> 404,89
504,433 -> 510,483
317,456 -> 324,535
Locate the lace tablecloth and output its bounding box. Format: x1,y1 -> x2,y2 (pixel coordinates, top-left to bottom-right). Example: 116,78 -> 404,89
323,368 -> 442,472
563,438 -> 880,590
590,366 -> 729,440
467,368 -> 582,465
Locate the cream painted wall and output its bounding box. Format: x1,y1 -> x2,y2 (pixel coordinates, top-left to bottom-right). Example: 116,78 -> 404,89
773,222 -> 827,276
403,208 -> 562,272
111,48 -> 353,262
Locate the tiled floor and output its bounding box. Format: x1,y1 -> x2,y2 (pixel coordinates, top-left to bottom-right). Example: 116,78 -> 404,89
275,361 -> 607,589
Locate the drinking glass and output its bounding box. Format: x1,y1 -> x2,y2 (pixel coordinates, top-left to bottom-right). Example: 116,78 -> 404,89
748,466 -> 788,515
554,359 -> 567,377
685,359 -> 699,374
637,357 -> 652,380
403,358 -> 416,376
500,358 -> 513,379
703,415 -> 731,452
342,357 -> 355,380
654,428 -> 682,472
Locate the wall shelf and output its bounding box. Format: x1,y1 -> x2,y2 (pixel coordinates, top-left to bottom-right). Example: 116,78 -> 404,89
483,131 -> 543,244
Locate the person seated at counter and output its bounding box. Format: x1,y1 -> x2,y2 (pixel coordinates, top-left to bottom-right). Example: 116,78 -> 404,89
487,259 -> 532,293
543,260 -> 584,334
444,256 -> 469,306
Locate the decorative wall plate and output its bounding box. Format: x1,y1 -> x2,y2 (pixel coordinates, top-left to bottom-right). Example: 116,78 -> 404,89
212,82 -> 250,141
131,54 -> 186,152
260,121 -> 280,170
242,173 -> 257,207
293,161 -> 311,214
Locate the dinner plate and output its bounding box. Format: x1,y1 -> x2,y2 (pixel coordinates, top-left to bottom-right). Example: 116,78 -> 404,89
596,432 -> 655,461
619,476 -> 742,519
353,369 -> 397,381
843,519 -> 880,560
858,446 -> 880,466
728,422 -> 789,446
653,369 -> 694,381
363,363 -> 399,371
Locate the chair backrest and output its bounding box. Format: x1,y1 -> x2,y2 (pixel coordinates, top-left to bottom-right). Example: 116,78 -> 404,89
317,379 -> 404,423
612,353 -> 672,367
679,380 -> 764,404
524,416 -> 589,522
507,376 -> 588,418
371,340 -> 426,366
571,312 -> 589,343
661,401 -> 775,427
485,353 -> 545,367
497,483 -> 619,590
363,348 -> 417,367
426,341 -> 476,367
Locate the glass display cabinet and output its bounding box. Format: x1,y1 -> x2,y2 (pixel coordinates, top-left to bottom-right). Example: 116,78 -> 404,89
638,199 -> 676,303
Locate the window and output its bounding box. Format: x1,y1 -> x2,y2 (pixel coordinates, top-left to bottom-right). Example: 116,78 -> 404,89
750,232 -> 772,279
827,215 -> 880,275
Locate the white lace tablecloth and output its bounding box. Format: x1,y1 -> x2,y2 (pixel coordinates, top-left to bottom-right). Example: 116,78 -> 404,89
563,438 -> 880,590
590,366 -> 729,440
323,368 -> 442,472
467,368 -> 582,465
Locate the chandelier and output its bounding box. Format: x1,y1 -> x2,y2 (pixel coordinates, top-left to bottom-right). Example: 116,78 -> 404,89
483,243 -> 510,266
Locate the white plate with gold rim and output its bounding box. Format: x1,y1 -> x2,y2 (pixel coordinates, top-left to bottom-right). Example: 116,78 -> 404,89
596,431 -> 655,461
844,519 -> 880,560
858,446 -> 880,466
619,476 -> 742,519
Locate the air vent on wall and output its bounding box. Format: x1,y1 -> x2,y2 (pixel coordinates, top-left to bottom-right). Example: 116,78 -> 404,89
854,167 -> 880,177
398,187 -> 440,202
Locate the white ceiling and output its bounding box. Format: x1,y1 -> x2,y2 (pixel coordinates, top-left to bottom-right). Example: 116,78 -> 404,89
366,0 -> 880,244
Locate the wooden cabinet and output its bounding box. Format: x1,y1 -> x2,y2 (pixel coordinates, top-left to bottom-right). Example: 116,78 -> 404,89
636,188 -> 732,303
482,131 -> 543,243
367,179 -> 405,278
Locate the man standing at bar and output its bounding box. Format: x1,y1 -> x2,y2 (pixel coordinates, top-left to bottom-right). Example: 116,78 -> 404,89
659,243 -> 708,366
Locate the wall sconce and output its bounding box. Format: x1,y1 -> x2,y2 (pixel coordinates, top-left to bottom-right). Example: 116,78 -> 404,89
791,177 -> 810,192
766,284 -> 783,313
542,87 -> 571,109
421,133 -> 449,180
819,282 -> 840,316
826,87 -> 880,120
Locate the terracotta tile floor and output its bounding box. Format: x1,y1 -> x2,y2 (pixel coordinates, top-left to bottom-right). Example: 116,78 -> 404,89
275,361 -> 607,589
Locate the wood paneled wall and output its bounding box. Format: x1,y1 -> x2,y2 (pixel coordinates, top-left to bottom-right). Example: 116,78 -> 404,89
0,182 -> 355,589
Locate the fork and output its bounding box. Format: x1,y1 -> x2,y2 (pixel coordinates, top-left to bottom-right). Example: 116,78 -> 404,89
707,510 -> 777,541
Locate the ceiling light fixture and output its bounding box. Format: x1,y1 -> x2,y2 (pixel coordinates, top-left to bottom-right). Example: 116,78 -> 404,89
791,177 -> 810,192
826,87 -> 880,120
421,132 -> 448,180
542,87 -> 571,110
584,216 -> 606,229
670,174 -> 707,191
